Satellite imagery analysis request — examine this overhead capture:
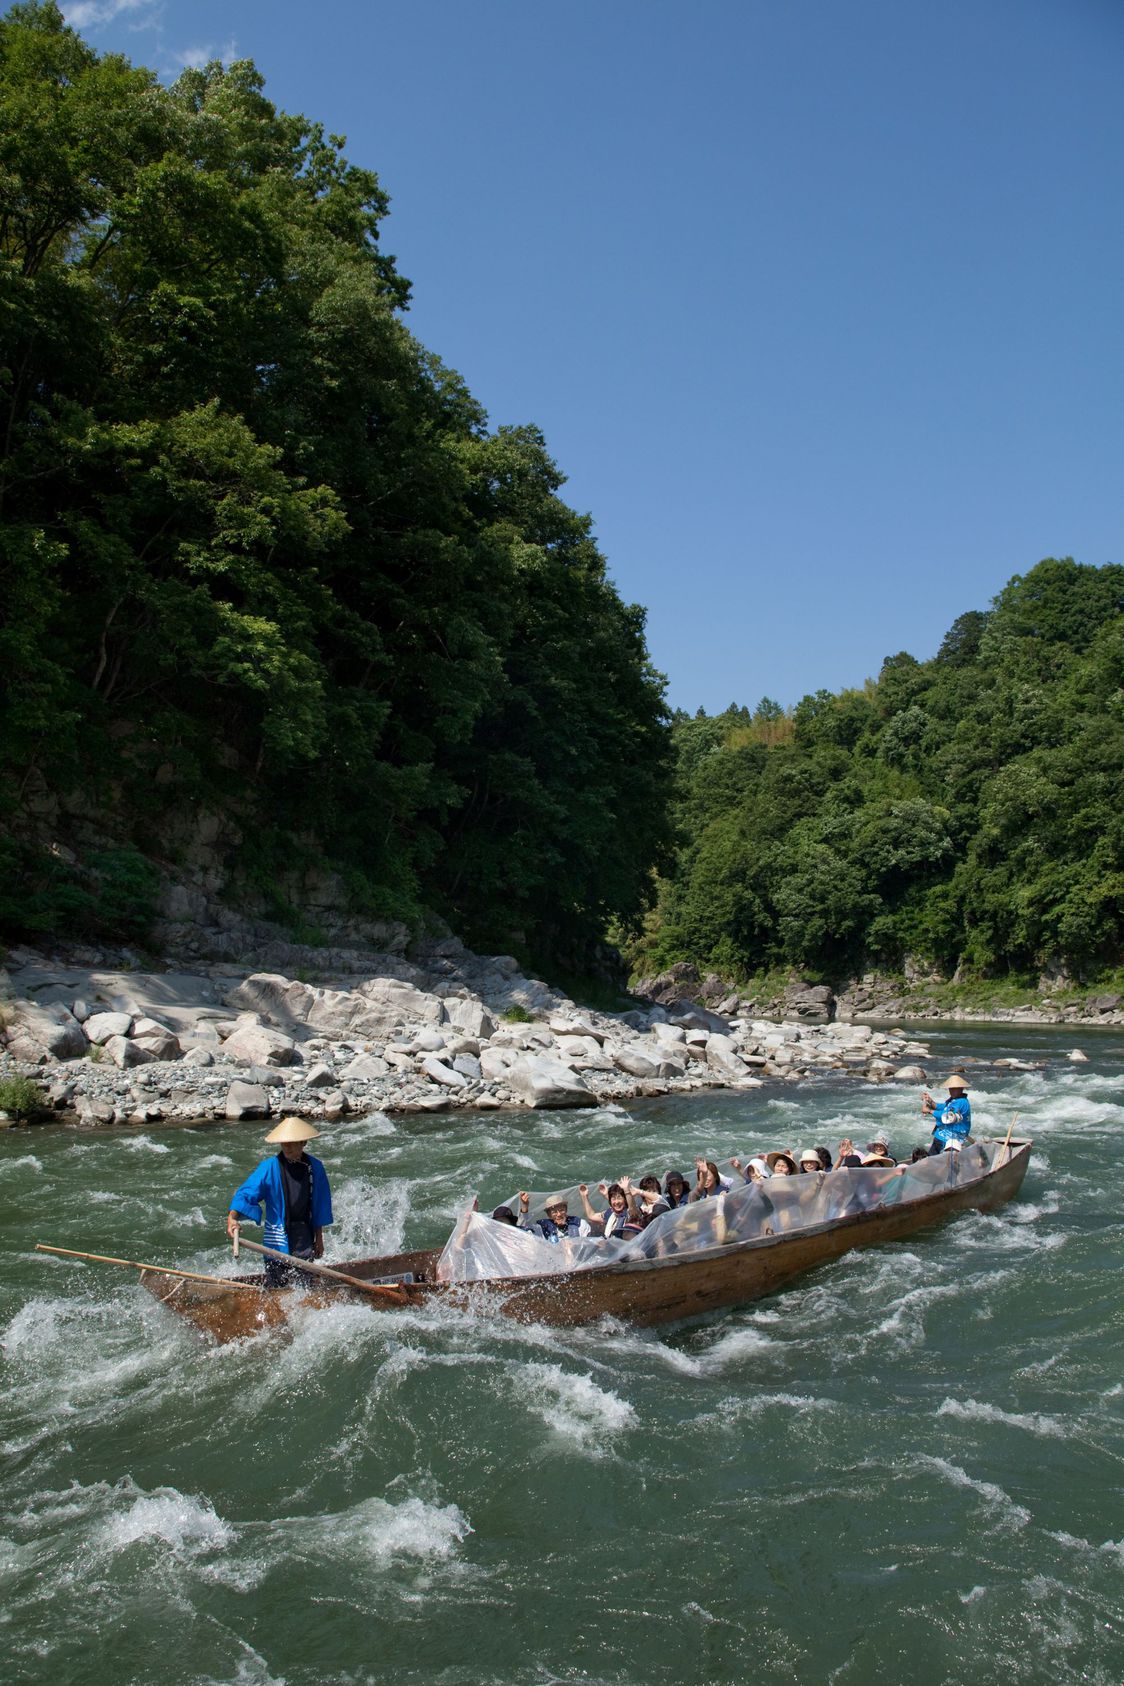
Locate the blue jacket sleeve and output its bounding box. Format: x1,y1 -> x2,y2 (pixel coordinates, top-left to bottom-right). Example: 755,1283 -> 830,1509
310,1157 -> 333,1229
230,1161 -> 270,1222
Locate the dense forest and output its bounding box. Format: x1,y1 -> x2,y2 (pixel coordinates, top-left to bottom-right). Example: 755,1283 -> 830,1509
0,3 -> 671,961
2,7 -> 1119,992
637,557 -> 1124,988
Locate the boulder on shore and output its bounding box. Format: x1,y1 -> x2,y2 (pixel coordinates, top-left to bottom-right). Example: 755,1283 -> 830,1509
504,1054 -> 592,1109
225,1080 -> 271,1121
221,1023 -> 299,1067
4,1001 -> 89,1063
84,1011 -> 135,1044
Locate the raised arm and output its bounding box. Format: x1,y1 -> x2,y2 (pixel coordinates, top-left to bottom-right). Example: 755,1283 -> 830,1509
577,1184 -> 605,1227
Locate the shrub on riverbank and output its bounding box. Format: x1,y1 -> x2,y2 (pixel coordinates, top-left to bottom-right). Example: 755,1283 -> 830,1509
0,1076 -> 46,1124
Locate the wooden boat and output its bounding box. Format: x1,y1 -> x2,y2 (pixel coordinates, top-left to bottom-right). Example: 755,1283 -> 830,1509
139,1138 -> 1032,1343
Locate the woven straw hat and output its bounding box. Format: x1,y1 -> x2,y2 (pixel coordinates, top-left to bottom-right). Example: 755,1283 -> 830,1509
265,1116 -> 320,1143
941,1075 -> 969,1091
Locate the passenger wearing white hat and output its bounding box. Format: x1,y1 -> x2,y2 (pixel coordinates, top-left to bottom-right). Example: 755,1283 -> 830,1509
730,1155 -> 772,1183
920,1075 -> 972,1153
226,1117 -> 334,1286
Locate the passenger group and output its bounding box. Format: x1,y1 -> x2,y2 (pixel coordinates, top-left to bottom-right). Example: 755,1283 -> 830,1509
499,1074 -> 974,1244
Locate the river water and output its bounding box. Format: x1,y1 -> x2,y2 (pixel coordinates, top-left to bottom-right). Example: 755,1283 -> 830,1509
2,1024 -> 1122,1686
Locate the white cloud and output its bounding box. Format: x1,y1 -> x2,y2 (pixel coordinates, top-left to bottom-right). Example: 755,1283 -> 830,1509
62,0 -> 160,28
166,37 -> 239,72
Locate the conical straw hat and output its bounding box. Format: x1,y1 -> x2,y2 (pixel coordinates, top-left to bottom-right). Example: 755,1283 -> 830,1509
941,1074 -> 969,1091
265,1116 -> 320,1143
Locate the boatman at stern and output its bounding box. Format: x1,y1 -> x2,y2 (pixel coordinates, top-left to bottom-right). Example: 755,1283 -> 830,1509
921,1075 -> 972,1153
226,1117 -> 333,1286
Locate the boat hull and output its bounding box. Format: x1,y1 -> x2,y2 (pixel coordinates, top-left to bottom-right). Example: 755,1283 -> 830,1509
141,1141 -> 1031,1342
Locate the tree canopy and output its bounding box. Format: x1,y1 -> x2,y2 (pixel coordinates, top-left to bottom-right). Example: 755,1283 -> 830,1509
0,2 -> 672,957
643,558 -> 1124,984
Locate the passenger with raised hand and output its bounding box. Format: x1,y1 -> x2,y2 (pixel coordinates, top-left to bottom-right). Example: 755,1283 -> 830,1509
629,1175 -> 670,1227
688,1157 -> 731,1200
730,1155 -> 772,1183
517,1190 -> 591,1242
833,1138 -> 864,1168
663,1170 -> 691,1208
578,1181 -> 636,1240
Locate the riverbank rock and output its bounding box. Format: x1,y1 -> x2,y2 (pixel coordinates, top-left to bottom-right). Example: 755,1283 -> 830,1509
220,1023 -> 299,1067
2,934 -> 954,1125
225,1080 -> 271,1121
4,1001 -> 88,1063
84,1011 -> 134,1044
505,1055 -> 592,1108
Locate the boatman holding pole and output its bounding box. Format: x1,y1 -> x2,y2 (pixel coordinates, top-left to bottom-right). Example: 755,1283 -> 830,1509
226,1117 -> 334,1286
921,1075 -> 972,1153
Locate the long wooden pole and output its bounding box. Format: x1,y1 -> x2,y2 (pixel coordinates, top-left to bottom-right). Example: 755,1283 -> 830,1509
998,1113 -> 1020,1164
35,1243 -> 259,1290
232,1235 -> 408,1303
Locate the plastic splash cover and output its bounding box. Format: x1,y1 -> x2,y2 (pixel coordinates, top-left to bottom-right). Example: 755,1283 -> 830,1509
435,1143 -> 995,1282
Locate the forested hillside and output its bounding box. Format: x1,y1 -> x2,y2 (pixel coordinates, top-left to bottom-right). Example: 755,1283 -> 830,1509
639,558 -> 1124,988
0,3 -> 671,960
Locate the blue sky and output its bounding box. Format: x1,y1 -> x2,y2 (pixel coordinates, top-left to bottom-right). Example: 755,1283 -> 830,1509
61,0 -> 1124,713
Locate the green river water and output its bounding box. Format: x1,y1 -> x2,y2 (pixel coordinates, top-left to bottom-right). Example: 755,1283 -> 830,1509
2,1024 -> 1122,1686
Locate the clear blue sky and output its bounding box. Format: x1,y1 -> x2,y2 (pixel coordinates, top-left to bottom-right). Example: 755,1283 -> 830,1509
63,0 -> 1124,713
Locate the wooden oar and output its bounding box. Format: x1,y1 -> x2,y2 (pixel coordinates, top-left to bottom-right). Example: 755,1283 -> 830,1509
232,1235 -> 408,1304
997,1113 -> 1020,1165
35,1243 -> 260,1290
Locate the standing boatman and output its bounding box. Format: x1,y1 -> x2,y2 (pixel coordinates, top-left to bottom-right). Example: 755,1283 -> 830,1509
226,1117 -> 334,1285
921,1075 -> 972,1153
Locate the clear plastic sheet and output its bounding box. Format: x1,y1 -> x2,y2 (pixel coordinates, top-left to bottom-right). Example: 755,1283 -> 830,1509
436,1143 -> 995,1283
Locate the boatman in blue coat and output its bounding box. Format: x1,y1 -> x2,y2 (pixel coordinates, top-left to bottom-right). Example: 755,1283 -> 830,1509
226,1116 -> 334,1286
921,1075 -> 972,1153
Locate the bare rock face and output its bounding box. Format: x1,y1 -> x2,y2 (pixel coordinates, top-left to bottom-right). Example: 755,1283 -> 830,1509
892,1064 -> 928,1082
75,1094 -> 116,1126
84,1011 -> 135,1044
103,1034 -> 159,1070
444,998 -> 497,1039
131,1024 -> 182,1060
704,1034 -> 749,1078
225,1080 -> 271,1121
665,1001 -> 732,1035
339,1053 -> 390,1081
613,1044 -> 663,1079
225,974 -> 316,1030
504,1054 -> 592,1108
786,983 -> 835,1024
419,1054 -> 468,1089
221,1023 -> 298,1067
301,1062 -> 338,1087
632,962 -> 701,1006
479,1046 -> 516,1083
4,1001 -> 89,1063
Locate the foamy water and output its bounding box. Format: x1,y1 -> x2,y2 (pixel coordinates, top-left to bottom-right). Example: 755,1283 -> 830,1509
2,1022 -> 1122,1684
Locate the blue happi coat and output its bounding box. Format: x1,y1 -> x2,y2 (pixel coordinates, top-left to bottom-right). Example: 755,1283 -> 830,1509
229,1153 -> 333,1254
930,1096 -> 972,1147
